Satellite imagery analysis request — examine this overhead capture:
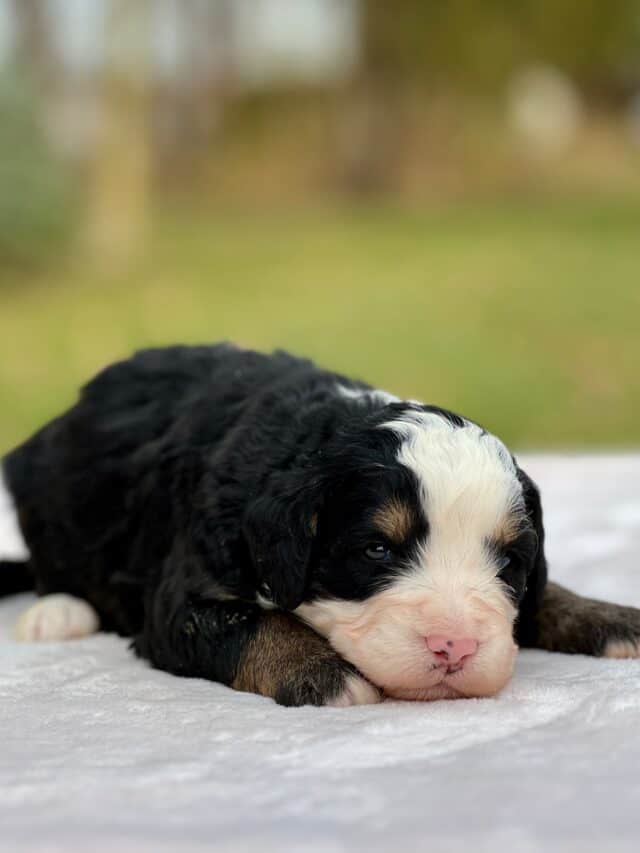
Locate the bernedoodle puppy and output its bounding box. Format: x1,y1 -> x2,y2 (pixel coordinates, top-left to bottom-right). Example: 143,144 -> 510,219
2,344 -> 639,706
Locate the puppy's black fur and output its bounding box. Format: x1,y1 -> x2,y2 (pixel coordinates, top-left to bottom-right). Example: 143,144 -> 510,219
2,343 -> 639,705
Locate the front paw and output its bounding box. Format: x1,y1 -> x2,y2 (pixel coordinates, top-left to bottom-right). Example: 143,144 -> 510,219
325,672 -> 382,707
602,637 -> 640,658
588,601 -> 640,658
274,660 -> 381,708
533,583 -> 640,657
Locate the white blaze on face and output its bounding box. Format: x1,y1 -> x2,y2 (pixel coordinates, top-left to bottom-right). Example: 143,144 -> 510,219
336,384 -> 401,407
297,410 -> 525,701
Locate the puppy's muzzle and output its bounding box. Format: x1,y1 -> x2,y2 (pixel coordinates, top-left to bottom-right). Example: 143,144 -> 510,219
425,634 -> 479,673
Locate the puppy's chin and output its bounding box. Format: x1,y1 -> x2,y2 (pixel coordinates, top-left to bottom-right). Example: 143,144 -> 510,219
380,646 -> 518,702
297,578 -> 520,702
386,683 -> 463,701
358,633 -> 518,702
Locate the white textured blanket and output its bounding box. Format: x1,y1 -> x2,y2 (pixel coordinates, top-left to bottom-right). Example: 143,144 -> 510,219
2,455 -> 640,852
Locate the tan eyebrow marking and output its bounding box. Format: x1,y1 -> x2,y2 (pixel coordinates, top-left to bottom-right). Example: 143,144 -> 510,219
373,499 -> 415,544
494,509 -> 527,545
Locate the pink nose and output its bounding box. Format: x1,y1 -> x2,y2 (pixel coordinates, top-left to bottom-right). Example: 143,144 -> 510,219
426,635 -> 479,665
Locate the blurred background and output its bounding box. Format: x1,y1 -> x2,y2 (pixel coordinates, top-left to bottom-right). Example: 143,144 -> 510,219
1,0 -> 639,454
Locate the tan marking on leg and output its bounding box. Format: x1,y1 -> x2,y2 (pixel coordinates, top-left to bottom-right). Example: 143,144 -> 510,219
232,612 -> 335,697
232,612 -> 380,706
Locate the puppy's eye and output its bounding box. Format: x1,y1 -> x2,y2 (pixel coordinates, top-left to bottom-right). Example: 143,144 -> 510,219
364,543 -> 392,562
497,554 -> 511,571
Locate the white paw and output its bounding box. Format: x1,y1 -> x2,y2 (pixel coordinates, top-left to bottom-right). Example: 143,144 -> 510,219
603,639 -> 640,659
326,673 -> 382,707
16,594 -> 100,642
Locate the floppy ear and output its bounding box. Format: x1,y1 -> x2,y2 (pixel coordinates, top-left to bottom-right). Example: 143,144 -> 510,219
243,471 -> 324,611
515,466 -> 549,644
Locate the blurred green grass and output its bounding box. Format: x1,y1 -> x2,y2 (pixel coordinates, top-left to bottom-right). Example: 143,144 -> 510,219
1,196 -> 639,454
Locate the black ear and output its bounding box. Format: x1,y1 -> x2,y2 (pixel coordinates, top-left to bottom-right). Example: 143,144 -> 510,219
515,466 -> 549,644
243,471 -> 324,611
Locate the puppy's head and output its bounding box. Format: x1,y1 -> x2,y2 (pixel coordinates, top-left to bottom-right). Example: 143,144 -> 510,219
245,403 -> 544,700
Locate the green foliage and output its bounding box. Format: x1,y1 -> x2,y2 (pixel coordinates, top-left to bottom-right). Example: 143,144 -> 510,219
1,197 -> 639,452
0,75 -> 76,271
363,0 -> 640,91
